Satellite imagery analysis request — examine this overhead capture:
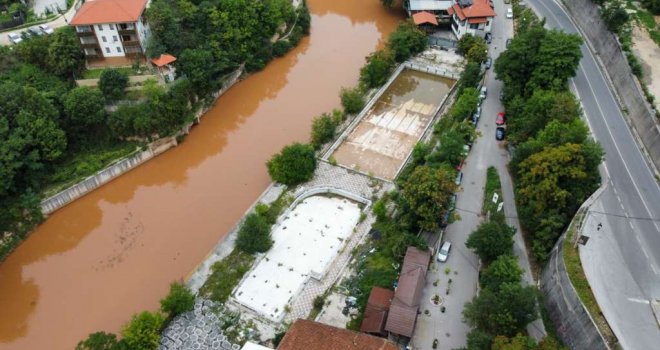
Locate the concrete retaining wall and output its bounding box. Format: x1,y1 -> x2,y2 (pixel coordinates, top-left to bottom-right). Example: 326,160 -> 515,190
541,223 -> 610,350
561,0 -> 660,170
40,67 -> 245,215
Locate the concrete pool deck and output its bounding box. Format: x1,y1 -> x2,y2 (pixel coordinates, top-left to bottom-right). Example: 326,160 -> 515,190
326,62 -> 458,180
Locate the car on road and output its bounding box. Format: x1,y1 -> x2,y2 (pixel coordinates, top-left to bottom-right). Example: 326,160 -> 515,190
27,27 -> 42,37
484,32 -> 492,44
39,24 -> 54,35
496,112 -> 506,126
496,127 -> 506,141
449,194 -> 457,211
479,86 -> 487,99
455,171 -> 463,186
437,241 -> 452,262
440,211 -> 450,228
8,33 -> 22,44
506,8 -> 513,19
484,57 -> 492,69
472,111 -> 480,126
506,38 -> 512,48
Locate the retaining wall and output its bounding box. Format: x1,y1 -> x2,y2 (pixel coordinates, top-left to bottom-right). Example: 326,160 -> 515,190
561,0 -> 660,170
40,67 -> 244,215
541,220 -> 610,350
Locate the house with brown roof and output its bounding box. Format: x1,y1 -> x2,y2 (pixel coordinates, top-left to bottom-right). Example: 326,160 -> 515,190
447,0 -> 496,39
360,287 -> 395,337
278,319 -> 398,350
384,247 -> 431,338
70,0 -> 150,62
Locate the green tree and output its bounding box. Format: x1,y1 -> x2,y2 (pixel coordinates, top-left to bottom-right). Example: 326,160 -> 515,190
236,212 -> 273,253
457,62 -> 482,95
160,282 -> 195,317
75,332 -> 123,350
466,329 -> 494,350
494,24 -> 547,98
177,48 -> 223,95
466,39 -> 488,64
99,69 -> 129,101
601,1 -> 629,34
360,50 -> 395,88
465,220 -> 516,263
47,27 -> 84,78
387,21 -> 427,62
310,113 -> 337,149
480,254 -> 523,291
426,129 -> 465,168
457,33 -> 479,55
16,35 -> 51,68
401,166 -> 456,231
506,90 -> 581,143
449,87 -> 479,121
340,86 -> 365,114
528,30 -> 582,91
463,283 -> 538,336
267,142 -> 317,186
63,87 -> 107,142
121,311 -> 164,350
491,333 -> 537,350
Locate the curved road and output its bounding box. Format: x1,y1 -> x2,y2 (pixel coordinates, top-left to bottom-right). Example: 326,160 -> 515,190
527,0 -> 660,348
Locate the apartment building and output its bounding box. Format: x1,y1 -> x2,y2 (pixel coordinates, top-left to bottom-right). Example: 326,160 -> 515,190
448,0 -> 496,38
70,0 -> 150,61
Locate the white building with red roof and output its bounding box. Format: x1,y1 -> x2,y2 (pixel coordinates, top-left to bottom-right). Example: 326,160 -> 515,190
70,0 -> 151,61
447,0 -> 496,39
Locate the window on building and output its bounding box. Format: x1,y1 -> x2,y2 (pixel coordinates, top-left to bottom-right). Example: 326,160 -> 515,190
105,47 -> 110,53
116,47 -> 122,53
470,23 -> 479,29
112,35 -> 118,42
102,36 -> 107,42
109,24 -> 115,30
97,24 -> 103,31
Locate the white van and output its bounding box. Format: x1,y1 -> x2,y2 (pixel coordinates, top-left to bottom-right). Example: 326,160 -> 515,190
437,241 -> 452,262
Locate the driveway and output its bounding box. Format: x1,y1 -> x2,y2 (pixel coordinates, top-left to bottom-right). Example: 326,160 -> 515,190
411,1 -> 546,348
0,0 -> 79,46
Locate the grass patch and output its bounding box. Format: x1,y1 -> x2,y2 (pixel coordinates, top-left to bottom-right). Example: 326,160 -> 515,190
82,67 -> 138,79
199,249 -> 256,303
563,210 -> 618,347
635,9 -> 657,30
43,141 -> 139,197
650,30 -> 660,46
482,167 -> 504,221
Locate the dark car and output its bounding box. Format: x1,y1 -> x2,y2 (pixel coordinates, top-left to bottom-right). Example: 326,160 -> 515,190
496,127 -> 506,140
496,112 -> 506,126
27,27 -> 42,37
484,57 -> 492,69
484,32 -> 492,44
506,38 -> 512,48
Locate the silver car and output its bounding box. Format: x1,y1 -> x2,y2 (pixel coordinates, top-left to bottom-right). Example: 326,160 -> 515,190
39,24 -> 54,35
8,33 -> 22,44
437,241 -> 452,262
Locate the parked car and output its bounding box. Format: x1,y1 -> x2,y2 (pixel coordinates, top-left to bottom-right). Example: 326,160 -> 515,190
479,86 -> 487,99
506,8 -> 514,19
455,172 -> 463,186
496,127 -> 506,141
27,27 -> 42,37
8,33 -> 22,44
484,57 -> 492,69
506,38 -> 512,48
472,112 -> 480,126
39,24 -> 54,35
440,210 -> 450,228
456,159 -> 464,171
496,112 -> 506,126
462,144 -> 471,156
484,32 -> 492,44
449,194 -> 458,211
437,241 -> 452,262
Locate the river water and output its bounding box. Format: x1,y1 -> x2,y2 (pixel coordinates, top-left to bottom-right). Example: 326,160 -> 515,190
0,1 -> 402,349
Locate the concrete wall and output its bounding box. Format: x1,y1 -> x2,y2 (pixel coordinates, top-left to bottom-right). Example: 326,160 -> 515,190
41,67 -> 245,215
561,0 -> 660,170
541,232 -> 610,350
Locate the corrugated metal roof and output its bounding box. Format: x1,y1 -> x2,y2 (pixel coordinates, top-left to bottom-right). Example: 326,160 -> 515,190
361,287 -> 394,335
384,299 -> 418,337
409,0 -> 452,11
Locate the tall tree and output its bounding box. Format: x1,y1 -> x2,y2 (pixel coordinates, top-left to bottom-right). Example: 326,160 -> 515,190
47,27 -> 84,79
401,165 -> 456,231
528,30 -> 582,91
480,254 -> 523,291
387,21 -> 427,62
465,220 -> 516,264
63,87 -> 107,143
266,142 -> 317,186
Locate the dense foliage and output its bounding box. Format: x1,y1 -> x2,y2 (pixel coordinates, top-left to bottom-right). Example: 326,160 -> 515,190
401,166 -> 456,231
98,69 -> 129,101
387,21 -> 427,62
340,86 -> 366,114
236,212 -> 273,253
267,142 -> 317,186
310,110 -> 343,149
465,220 -> 516,264
359,50 -> 396,88
495,15 -> 603,261
121,311 -> 165,350
160,282 -> 195,317
75,332 -> 124,350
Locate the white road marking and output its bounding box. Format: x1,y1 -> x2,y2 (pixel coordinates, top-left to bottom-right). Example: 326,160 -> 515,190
628,297 -> 650,304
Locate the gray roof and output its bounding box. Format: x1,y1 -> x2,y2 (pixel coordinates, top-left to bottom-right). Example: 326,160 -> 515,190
409,0 -> 453,11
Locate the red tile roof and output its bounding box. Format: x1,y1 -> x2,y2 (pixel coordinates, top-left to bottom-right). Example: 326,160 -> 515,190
383,247 -> 430,337
151,54 -> 177,67
412,11 -> 439,26
360,287 -> 394,335
70,0 -> 149,25
278,319 -> 398,350
468,17 -> 489,24
449,0 -> 495,21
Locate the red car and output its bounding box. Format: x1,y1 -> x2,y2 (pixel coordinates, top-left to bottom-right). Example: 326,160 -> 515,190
496,112 -> 506,126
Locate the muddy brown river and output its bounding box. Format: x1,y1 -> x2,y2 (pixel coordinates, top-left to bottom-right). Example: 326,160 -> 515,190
0,1 -> 402,349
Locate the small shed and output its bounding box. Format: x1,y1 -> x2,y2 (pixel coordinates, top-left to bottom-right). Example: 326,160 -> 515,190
412,11 -> 439,32
151,53 -> 177,83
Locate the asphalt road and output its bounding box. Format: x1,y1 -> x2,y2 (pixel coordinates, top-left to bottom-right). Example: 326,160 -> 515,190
526,0 -> 660,348
0,0 -> 78,46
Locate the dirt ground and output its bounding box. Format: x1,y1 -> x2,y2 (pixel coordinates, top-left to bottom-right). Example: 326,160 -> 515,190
632,25 -> 660,108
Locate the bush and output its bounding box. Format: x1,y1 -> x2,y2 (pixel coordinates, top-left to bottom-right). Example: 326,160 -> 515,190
76,332 -> 123,350
340,86 -> 365,114
313,295 -> 325,309
267,142 -> 317,185
98,69 -> 129,101
465,220 -> 516,264
199,249 -> 255,302
121,311 -> 164,350
272,40 -> 292,57
387,21 -> 427,62
601,1 -> 629,34
359,50 -> 395,88
236,212 -> 273,254
160,282 -> 195,317
310,113 -> 337,149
